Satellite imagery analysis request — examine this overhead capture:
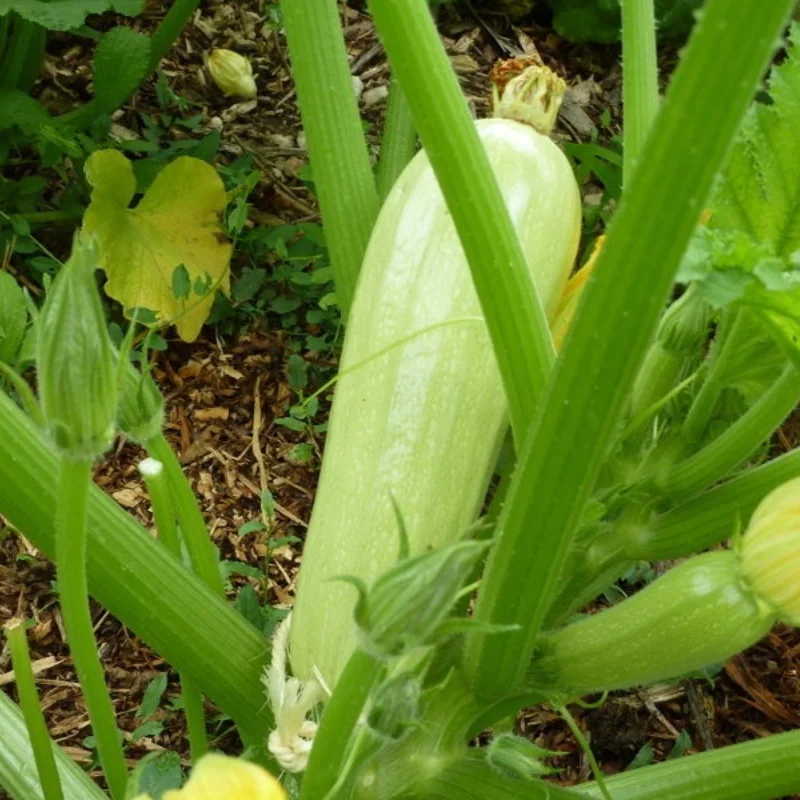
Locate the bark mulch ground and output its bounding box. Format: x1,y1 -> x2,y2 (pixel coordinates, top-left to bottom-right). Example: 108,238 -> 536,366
1,1 -> 798,796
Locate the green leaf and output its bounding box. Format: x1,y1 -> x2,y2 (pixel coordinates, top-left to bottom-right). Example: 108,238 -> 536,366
627,741 -> 655,770
93,26 -> 152,114
0,0 -> 144,31
0,88 -> 50,134
688,25 -> 800,364
547,0 -> 703,43
0,272 -> 27,363
238,519 -> 266,536
82,150 -> 232,342
171,264 -> 191,300
131,719 -> 164,741
137,672 -> 168,720
126,751 -> 182,800
286,353 -> 307,389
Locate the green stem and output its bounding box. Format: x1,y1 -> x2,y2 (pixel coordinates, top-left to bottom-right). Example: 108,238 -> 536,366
375,74 -> 418,201
367,0 -> 556,443
576,729 -> 800,800
0,392 -> 272,744
681,309 -> 743,445
138,458 -> 207,762
300,648 -> 384,799
145,433 -> 224,599
464,0 -> 795,698
0,15 -> 35,90
420,753 -> 581,799
56,457 -> 127,799
644,446 -> 800,559
0,690 -> 106,800
557,705 -> 612,800
659,364 -> 800,497
4,620 -> 64,800
282,0 -> 380,317
621,0 -> 660,183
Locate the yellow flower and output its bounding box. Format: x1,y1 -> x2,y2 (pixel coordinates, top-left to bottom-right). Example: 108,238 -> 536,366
134,754 -> 286,800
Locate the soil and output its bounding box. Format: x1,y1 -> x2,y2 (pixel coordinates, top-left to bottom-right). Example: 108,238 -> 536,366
0,1 -> 798,797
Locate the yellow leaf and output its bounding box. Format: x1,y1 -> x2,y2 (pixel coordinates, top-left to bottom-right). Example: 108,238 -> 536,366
82,150 -> 232,342
156,754 -> 287,800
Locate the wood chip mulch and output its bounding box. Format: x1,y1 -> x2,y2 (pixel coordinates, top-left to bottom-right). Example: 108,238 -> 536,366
1,1 -> 798,797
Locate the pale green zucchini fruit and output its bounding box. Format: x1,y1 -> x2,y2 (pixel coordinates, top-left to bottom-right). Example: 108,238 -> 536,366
289,115 -> 582,692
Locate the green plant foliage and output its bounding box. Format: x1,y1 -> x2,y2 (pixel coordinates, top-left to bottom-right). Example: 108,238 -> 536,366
93,27 -> 152,115
0,0 -> 143,30
679,25 -> 800,366
82,150 -> 232,341
0,272 -> 27,363
547,0 -> 703,43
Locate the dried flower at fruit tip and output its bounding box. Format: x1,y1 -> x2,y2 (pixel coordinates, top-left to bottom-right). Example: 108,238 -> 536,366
134,753 -> 286,800
208,49 -> 257,99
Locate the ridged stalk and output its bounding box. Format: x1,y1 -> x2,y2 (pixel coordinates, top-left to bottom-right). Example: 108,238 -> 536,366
577,729 -> 800,800
621,0 -> 660,182
145,433 -> 224,599
375,75 -> 418,201
299,649 -> 384,799
644,447 -> 800,559
282,0 -> 380,317
0,392 -> 272,744
56,457 -> 127,799
138,458 -> 207,762
367,0 -> 556,442
464,0 -> 796,697
0,690 -> 106,800
4,620 -> 64,800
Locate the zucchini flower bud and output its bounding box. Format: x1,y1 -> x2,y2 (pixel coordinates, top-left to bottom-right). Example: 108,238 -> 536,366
208,49 -> 257,99
117,357 -> 164,444
36,234 -> 118,459
740,477 -> 800,625
352,539 -> 488,659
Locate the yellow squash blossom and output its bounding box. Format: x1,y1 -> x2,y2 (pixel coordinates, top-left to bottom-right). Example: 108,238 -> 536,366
135,753 -> 286,800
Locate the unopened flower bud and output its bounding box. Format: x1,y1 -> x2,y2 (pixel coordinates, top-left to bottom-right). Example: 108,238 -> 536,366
117,357 -> 164,444
740,477 -> 800,625
208,49 -> 257,99
352,540 -> 488,658
36,234 -> 117,459
487,734 -> 562,779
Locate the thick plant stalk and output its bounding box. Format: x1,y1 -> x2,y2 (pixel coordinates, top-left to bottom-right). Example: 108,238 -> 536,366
576,729 -> 800,800
0,392 -> 272,744
621,0 -> 660,182
138,458 -> 207,762
282,0 -> 380,317
56,457 -> 127,799
367,0 -> 557,443
644,447 -> 800,559
4,620 -> 64,800
145,433 -> 225,598
299,649 -> 384,799
0,691 -> 106,800
463,0 -> 796,697
375,75 -> 418,200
